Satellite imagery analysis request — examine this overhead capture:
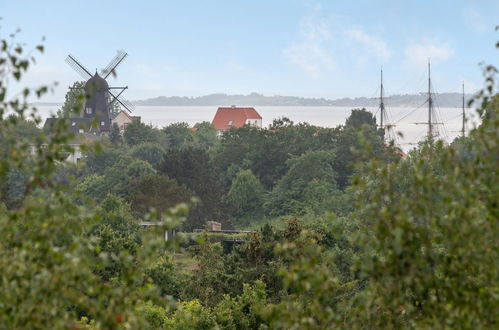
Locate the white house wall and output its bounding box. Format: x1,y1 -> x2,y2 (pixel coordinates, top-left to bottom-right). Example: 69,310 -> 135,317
245,118 -> 262,128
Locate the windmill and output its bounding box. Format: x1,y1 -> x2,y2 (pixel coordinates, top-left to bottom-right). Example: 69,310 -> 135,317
65,50 -> 134,133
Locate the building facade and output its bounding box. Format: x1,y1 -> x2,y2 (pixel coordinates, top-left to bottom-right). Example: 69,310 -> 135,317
211,106 -> 262,131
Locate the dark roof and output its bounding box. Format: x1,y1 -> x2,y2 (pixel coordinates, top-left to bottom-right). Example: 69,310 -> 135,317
85,72 -> 109,91
43,117 -> 95,134
211,107 -> 262,130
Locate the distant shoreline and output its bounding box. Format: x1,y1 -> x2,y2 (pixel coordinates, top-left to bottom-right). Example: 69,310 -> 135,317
31,92 -> 474,108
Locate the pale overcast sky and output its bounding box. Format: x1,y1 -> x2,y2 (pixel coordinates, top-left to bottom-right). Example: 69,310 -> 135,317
1,0 -> 498,101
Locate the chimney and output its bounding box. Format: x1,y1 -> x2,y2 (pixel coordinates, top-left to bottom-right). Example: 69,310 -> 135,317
231,104 -> 236,109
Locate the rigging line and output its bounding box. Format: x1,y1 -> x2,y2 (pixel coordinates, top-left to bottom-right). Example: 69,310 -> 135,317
449,113 -> 464,121
384,107 -> 395,131
371,86 -> 381,99
432,91 -> 451,141
385,103 -> 397,126
388,124 -> 399,145
392,69 -> 426,96
414,131 -> 428,144
386,112 -> 401,145
394,100 -> 428,124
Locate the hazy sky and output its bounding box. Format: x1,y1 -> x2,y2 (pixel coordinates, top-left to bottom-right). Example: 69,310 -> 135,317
1,0 -> 498,102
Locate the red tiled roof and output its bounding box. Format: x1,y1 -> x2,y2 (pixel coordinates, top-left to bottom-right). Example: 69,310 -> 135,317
211,107 -> 262,130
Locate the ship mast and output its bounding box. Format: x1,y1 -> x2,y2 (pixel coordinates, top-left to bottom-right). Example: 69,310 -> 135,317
379,66 -> 385,140
461,82 -> 465,137
427,60 -> 433,139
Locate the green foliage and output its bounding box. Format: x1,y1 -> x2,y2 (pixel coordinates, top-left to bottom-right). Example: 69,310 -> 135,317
0,31 -> 172,327
167,300 -> 217,329
345,107 -> 377,128
162,122 -> 195,149
2,22 -> 498,330
265,150 -> 338,216
78,156 -> 156,200
129,173 -> 192,217
333,123 -> 385,188
141,302 -> 170,329
0,168 -> 29,208
213,280 -> 267,329
124,120 -> 161,146
193,121 -> 218,149
57,81 -> 85,118
350,113 -> 499,327
160,146 -> 229,230
129,142 -> 165,169
213,119 -> 334,189
0,114 -> 41,142
109,122 -> 123,146
91,195 -> 141,281
261,230 -> 358,328
82,145 -> 124,176
186,240 -> 229,305
228,169 -> 265,220
146,255 -> 185,299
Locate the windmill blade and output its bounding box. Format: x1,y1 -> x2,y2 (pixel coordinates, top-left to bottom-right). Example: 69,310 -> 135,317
65,54 -> 93,79
108,89 -> 135,113
100,50 -> 128,79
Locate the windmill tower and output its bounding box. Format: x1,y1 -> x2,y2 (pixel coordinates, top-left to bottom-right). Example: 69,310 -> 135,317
65,50 -> 134,133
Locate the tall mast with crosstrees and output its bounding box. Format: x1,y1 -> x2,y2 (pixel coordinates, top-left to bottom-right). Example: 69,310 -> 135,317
379,66 -> 385,140
427,60 -> 433,139
462,82 -> 466,137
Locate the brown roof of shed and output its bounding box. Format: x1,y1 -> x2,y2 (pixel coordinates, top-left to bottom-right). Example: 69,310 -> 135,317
211,107 -> 262,130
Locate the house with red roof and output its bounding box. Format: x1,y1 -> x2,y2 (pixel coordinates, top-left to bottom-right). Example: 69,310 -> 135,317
211,106 -> 262,132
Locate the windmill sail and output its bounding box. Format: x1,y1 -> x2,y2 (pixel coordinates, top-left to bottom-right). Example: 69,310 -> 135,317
100,50 -> 128,79
65,54 -> 93,79
108,89 -> 135,113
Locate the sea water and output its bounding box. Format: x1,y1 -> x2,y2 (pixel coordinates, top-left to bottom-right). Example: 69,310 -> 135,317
33,105 -> 480,151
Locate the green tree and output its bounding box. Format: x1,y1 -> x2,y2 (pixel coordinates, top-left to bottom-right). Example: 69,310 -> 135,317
228,169 -> 265,220
57,81 -> 85,118
162,122 -> 194,149
186,241 -> 229,306
129,142 -> 165,169
334,115 -> 384,189
160,147 -> 229,230
0,168 -> 30,208
109,122 -> 122,146
213,118 -> 336,190
78,156 -> 156,200
82,145 -> 124,176
145,255 -> 185,298
265,150 -> 338,216
0,31 -> 169,327
91,195 -> 141,281
124,120 -> 160,146
129,173 -> 192,217
193,121 -> 218,150
345,108 -> 377,128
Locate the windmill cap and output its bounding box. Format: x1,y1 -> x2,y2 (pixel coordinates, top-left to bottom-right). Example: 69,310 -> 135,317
85,72 -> 109,90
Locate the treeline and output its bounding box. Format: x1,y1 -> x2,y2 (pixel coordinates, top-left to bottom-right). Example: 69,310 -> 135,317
133,92 -> 474,107
1,29 -> 498,329
72,108 -> 394,231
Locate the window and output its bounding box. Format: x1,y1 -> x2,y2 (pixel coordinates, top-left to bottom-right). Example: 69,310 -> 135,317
85,107 -> 92,114
227,120 -> 234,126
100,121 -> 105,126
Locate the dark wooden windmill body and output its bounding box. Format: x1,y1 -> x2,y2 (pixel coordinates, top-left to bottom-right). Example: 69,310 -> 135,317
63,51 -> 134,134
